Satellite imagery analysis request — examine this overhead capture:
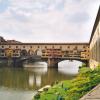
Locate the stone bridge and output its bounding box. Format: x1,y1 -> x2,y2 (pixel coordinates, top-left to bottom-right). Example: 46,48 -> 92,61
0,43 -> 90,67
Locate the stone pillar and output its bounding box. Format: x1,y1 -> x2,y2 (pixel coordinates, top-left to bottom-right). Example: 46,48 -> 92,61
12,58 -> 23,67
7,58 -> 13,66
86,60 -> 89,67
48,58 -> 58,68
83,60 -> 89,67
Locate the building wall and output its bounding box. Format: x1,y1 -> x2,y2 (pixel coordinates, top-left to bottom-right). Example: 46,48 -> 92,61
0,43 -> 89,60
89,10 -> 100,69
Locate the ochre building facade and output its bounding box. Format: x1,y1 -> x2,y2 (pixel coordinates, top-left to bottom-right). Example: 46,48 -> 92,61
0,43 -> 89,61
89,7 -> 100,69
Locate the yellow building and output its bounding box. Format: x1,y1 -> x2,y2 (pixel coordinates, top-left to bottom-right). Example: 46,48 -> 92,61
81,46 -> 90,60
5,48 -> 13,58
89,7 -> 100,69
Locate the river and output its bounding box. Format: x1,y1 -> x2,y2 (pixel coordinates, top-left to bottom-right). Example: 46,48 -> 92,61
0,60 -> 82,100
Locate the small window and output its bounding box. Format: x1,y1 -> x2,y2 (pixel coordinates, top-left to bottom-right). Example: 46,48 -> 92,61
9,46 -> 11,48
75,46 -> 77,49
13,50 -> 15,53
45,46 -> 47,49
70,51 -> 73,53
30,46 -> 32,48
23,46 -> 25,48
2,46 -> 4,48
1,50 -> 4,53
60,46 -> 62,49
16,46 -> 18,48
68,46 -> 70,48
83,46 -> 85,48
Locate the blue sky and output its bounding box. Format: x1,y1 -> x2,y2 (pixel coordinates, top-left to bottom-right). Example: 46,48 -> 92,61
0,0 -> 100,43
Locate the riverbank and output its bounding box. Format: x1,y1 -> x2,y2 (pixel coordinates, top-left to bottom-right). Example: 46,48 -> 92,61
33,65 -> 100,100
80,84 -> 100,100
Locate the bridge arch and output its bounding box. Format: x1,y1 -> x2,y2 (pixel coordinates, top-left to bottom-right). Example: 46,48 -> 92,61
43,58 -> 89,68
20,49 -> 28,57
35,49 -> 42,56
58,59 -> 89,67
28,49 -> 34,55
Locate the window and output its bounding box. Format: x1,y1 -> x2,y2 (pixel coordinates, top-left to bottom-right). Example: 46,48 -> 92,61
70,51 -> 73,53
2,46 -> 4,48
23,46 -> 25,48
9,46 -> 11,48
1,50 -> 4,53
74,46 -> 77,50
30,46 -> 32,48
16,46 -> 18,48
52,46 -> 54,49
68,46 -> 70,48
45,46 -> 47,49
60,46 -> 62,49
13,50 -> 15,53
83,46 -> 85,48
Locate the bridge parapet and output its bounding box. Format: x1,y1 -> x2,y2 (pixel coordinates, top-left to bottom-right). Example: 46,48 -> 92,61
0,43 -> 90,62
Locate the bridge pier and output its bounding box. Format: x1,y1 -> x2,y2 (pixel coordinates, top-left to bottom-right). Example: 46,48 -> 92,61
48,58 -> 58,68
12,58 -> 23,67
82,60 -> 89,67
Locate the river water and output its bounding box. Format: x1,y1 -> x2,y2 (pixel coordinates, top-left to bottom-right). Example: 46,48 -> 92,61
0,60 -> 82,100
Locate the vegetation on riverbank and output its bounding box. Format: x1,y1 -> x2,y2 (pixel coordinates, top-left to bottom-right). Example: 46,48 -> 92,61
33,65 -> 100,100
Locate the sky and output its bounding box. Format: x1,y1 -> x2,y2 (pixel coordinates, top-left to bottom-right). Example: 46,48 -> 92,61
0,0 -> 100,43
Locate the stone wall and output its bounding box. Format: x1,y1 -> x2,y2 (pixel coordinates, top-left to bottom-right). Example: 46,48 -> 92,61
89,7 -> 100,69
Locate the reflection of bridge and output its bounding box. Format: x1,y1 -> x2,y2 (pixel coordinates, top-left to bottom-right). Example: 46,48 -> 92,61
0,43 -> 90,67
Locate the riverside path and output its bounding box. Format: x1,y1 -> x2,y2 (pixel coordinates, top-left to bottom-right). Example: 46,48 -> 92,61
80,84 -> 100,100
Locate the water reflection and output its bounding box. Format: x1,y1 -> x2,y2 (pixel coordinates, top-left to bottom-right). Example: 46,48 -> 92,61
0,88 -> 33,100
0,61 -> 82,90
29,75 -> 34,87
24,67 -> 47,75
58,60 -> 82,74
36,75 -> 41,87
0,60 -> 82,100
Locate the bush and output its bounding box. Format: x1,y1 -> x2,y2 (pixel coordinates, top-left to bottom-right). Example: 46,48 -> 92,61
34,93 -> 40,99
82,63 -> 87,67
36,67 -> 100,100
65,67 -> 100,100
43,88 -> 48,92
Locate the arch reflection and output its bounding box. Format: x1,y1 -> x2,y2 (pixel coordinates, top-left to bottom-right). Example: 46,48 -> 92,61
0,61 -> 80,90
58,60 -> 82,75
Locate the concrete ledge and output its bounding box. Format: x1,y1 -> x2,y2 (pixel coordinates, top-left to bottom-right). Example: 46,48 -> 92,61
80,84 -> 100,100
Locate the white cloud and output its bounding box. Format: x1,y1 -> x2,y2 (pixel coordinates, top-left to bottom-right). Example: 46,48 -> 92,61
0,0 -> 100,42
